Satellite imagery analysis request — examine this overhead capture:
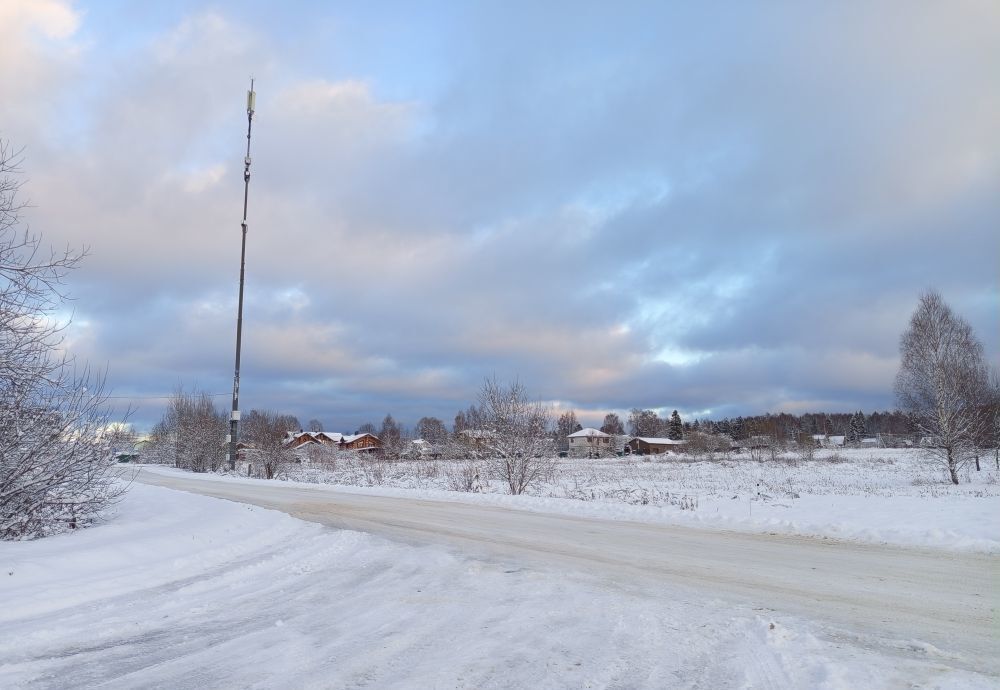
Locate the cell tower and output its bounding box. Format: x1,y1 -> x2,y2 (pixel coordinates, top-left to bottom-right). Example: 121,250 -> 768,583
228,80 -> 256,471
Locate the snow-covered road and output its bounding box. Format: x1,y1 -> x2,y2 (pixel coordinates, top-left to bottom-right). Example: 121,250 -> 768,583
3,473 -> 996,688
134,469 -> 999,678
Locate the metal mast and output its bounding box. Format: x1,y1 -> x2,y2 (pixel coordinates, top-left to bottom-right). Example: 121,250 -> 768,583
228,80 -> 255,471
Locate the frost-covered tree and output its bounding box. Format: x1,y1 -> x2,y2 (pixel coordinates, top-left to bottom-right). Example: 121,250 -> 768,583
667,410 -> 683,440
895,291 -> 991,484
242,409 -> 296,479
145,390 -> 227,472
628,408 -> 661,437
477,377 -> 554,495
555,411 -> 579,451
600,413 -> 625,436
0,141 -> 125,539
275,414 -> 301,433
378,413 -> 406,459
415,416 -> 448,444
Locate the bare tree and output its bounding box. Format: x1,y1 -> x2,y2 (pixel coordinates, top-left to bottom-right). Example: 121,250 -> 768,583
307,418 -> 324,432
1,140 -> 126,539
600,413 -> 625,436
145,390 -> 227,472
242,409 -> 296,479
628,408 -> 661,437
554,410 -> 580,452
477,377 -> 554,495
415,416 -> 448,444
378,413 -> 405,459
453,405 -> 483,436
991,370 -> 1000,471
895,291 -> 991,484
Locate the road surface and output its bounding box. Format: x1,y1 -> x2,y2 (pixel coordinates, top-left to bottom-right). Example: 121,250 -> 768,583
136,468 -> 998,674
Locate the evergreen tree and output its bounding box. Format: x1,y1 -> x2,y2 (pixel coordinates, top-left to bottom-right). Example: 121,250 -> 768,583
667,410 -> 683,440
732,417 -> 745,440
847,411 -> 867,444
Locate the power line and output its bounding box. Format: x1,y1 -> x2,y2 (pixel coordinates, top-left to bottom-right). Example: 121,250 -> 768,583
103,393 -> 229,400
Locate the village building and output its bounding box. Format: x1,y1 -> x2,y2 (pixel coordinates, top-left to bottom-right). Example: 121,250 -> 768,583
810,434 -> 846,448
625,437 -> 686,455
567,427 -> 611,457
282,430 -> 381,453
458,429 -> 494,451
406,438 -> 441,459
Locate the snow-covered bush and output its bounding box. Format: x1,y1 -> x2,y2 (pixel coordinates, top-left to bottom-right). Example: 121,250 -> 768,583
144,390 -> 226,472
476,377 -> 555,495
0,140 -> 126,540
445,461 -> 483,492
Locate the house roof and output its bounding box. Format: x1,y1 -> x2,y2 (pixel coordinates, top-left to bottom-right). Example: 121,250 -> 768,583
283,430 -> 379,446
342,433 -> 379,443
568,427 -> 609,438
632,437 -> 686,445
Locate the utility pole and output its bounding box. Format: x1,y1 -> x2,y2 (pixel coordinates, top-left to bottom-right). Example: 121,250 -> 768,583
228,80 -> 255,471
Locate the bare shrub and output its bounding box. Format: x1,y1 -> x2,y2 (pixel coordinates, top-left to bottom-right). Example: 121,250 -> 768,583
304,443 -> 338,468
445,461 -> 483,492
414,458 -> 439,480
797,433 -> 816,462
357,452 -> 388,485
477,377 -> 555,495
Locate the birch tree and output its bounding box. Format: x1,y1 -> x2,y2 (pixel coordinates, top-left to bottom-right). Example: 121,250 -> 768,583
895,291 -> 991,484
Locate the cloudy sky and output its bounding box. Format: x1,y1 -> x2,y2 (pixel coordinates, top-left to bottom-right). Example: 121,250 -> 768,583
3,0 -> 998,432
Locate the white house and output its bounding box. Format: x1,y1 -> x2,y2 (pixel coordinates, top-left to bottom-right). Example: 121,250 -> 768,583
567,427 -> 611,457
811,434 -> 845,448
408,438 -> 441,458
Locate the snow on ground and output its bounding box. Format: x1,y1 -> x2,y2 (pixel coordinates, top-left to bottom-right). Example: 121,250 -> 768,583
171,448 -> 1000,553
0,483 -> 994,689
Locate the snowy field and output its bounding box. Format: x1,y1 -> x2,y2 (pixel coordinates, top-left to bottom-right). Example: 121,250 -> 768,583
1,483 -> 995,689
233,448 -> 999,552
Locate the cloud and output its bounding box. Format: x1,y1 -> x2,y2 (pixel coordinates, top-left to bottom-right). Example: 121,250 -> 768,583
5,1 -> 999,430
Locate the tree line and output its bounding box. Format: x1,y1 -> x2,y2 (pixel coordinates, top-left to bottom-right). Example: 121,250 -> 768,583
144,288 -> 1000,490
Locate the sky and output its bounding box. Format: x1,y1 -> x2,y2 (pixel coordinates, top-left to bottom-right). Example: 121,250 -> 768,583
2,0 -> 998,432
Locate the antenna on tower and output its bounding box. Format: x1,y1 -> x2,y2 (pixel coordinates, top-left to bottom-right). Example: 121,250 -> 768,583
228,79 -> 256,471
